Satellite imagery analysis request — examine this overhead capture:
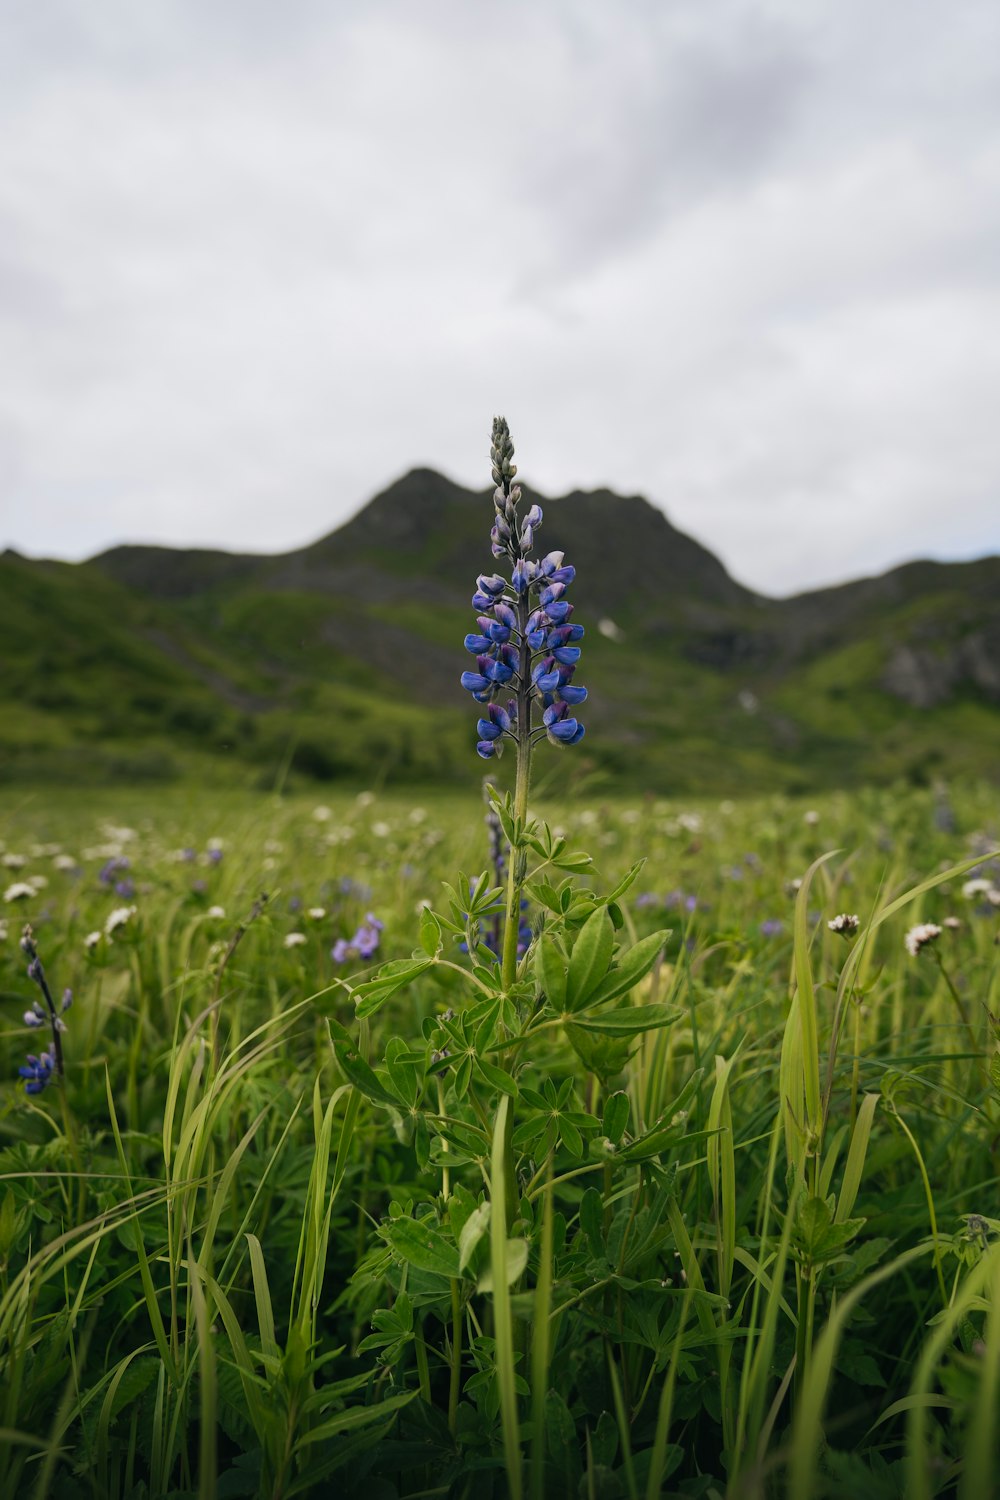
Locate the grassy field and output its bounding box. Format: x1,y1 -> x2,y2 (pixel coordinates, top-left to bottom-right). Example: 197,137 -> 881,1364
1,779 -> 999,1499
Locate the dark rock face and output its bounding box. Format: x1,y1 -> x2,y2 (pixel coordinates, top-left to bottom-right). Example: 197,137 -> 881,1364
883,626 -> 1000,708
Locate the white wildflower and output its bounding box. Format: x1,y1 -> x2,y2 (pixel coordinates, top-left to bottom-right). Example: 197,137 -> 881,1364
963,878 -> 993,899
408,807 -> 427,825
28,875 -> 48,891
355,791 -> 375,809
53,854 -> 78,871
2,853 -> 26,869
105,905 -> 137,936
371,821 -> 391,839
943,916 -> 962,930
804,810 -> 820,827
284,932 -> 307,948
100,824 -> 137,843
0,919 -> 8,940
307,907 -> 326,920
207,905 -> 226,920
678,813 -> 703,834
828,913 -> 859,937
312,805 -> 332,822
84,931 -> 102,951
905,922 -> 942,957
4,882 -> 35,903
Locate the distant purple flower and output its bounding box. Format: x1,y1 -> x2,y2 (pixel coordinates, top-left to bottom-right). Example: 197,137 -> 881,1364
99,856 -> 129,887
759,919 -> 784,938
331,914 -> 384,965
114,879 -> 135,899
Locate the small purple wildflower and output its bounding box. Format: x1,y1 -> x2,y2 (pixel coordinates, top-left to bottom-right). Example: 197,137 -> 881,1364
331,914 -> 384,965
759,918 -> 784,938
99,856 -> 129,887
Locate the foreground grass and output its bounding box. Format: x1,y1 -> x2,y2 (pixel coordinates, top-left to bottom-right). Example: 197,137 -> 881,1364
0,780 -> 998,1499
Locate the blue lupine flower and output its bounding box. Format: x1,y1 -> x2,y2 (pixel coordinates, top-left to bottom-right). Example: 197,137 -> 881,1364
459,417 -> 587,757
17,925 -> 66,1094
19,1051 -> 55,1095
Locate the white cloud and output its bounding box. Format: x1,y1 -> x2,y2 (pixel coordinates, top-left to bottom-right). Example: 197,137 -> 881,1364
0,0 -> 997,593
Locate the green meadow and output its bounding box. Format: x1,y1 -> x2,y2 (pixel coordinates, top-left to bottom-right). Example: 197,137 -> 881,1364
1,778 -> 998,1498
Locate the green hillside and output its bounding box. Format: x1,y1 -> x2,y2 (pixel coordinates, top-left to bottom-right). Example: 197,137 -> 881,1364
2,470 -> 998,792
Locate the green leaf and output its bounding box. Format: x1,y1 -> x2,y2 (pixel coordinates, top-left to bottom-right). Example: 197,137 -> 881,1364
568,1004 -> 683,1036
332,1039 -> 400,1109
605,860 -> 646,904
354,957 -> 435,1019
579,1187 -> 605,1257
602,1091 -> 630,1145
381,1216 -> 460,1280
796,1196 -> 833,1256
566,907 -> 615,1010
418,907 -> 443,957
458,1203 -> 491,1274
585,929 -> 671,1009
474,1056 -> 518,1097
535,934 -> 568,1008
552,851 -> 593,872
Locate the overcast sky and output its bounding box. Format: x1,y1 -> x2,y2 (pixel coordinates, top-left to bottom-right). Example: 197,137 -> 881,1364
1,1 -> 998,595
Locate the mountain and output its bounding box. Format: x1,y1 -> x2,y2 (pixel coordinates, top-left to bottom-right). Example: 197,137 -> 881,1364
2,469 -> 998,793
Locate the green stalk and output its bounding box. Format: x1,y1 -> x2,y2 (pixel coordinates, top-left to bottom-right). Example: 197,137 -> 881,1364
448,1279 -> 463,1437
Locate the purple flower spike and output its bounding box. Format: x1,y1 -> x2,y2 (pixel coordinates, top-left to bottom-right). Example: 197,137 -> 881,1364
464,417 -> 587,754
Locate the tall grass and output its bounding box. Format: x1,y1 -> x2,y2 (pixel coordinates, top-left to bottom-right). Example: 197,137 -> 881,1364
0,781 -> 997,1497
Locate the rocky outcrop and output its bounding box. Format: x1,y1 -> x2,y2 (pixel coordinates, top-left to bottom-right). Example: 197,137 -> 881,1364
883,628 -> 1000,708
